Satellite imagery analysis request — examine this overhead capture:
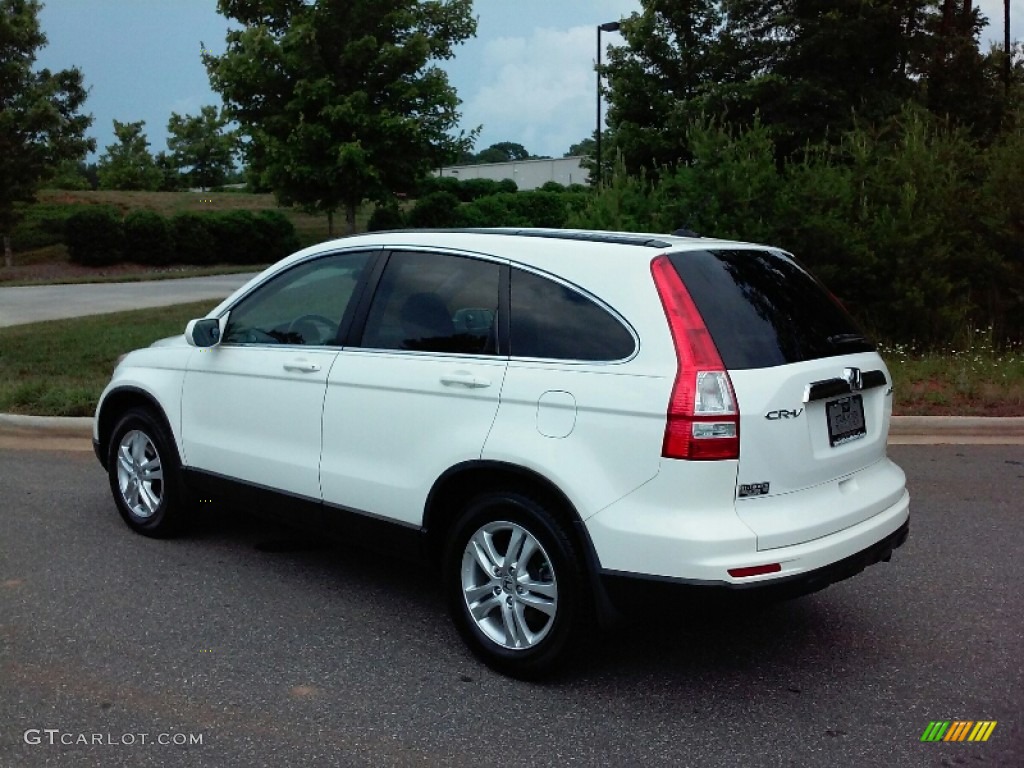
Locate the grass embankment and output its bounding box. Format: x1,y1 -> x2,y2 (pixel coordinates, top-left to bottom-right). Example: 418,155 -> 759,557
0,302 -> 214,417
883,334 -> 1024,416
1,304 -> 1022,418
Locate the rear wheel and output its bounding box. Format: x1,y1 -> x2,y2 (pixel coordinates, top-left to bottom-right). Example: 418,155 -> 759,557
107,407 -> 188,537
444,491 -> 589,678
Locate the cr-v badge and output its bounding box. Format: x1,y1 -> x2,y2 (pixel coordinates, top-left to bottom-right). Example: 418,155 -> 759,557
765,408 -> 803,420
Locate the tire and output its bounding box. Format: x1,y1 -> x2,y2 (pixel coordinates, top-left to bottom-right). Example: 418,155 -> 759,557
444,491 -> 590,678
106,407 -> 188,538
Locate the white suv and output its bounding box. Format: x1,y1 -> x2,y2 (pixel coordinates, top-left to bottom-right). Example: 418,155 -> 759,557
93,229 -> 910,676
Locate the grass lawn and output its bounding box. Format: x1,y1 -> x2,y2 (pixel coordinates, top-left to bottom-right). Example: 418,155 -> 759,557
1,302 -> 1022,417
0,301 -> 214,417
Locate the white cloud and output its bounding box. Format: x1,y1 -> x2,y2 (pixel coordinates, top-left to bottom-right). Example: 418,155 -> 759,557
460,25 -> 609,157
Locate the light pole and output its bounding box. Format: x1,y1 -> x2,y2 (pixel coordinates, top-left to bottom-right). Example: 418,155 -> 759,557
595,21 -> 620,187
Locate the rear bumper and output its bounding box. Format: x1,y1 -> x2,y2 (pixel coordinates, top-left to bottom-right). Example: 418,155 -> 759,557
600,517 -> 909,613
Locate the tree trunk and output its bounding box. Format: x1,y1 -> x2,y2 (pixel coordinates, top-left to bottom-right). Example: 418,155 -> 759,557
3,234 -> 11,268
344,204 -> 357,235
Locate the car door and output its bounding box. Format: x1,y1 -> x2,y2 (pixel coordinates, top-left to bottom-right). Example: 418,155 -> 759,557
180,250 -> 376,500
320,249 -> 508,526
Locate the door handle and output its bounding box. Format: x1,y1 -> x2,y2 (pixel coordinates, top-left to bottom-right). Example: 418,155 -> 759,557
440,371 -> 491,389
283,361 -> 321,373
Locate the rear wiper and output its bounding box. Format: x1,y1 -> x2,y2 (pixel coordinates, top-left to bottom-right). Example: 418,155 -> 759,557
828,333 -> 869,346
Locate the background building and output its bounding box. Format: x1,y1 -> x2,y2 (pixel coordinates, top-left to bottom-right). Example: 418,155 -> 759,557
434,156 -> 589,190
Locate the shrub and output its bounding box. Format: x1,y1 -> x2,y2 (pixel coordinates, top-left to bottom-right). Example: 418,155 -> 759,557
367,201 -> 406,231
65,207 -> 124,266
170,213 -> 216,265
252,210 -> 299,260
457,178 -> 507,202
10,203 -> 77,252
417,175 -> 462,198
123,210 -> 172,266
458,194 -> 529,228
206,211 -> 259,265
408,191 -> 461,228
459,191 -> 590,228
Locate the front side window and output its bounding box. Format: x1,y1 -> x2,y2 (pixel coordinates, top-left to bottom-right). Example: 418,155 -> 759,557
510,268 -> 635,361
223,252 -> 372,345
360,251 -> 501,355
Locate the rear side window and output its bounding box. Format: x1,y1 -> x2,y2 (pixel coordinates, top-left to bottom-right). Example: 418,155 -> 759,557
510,268 -> 635,361
668,249 -> 874,370
360,251 -> 500,355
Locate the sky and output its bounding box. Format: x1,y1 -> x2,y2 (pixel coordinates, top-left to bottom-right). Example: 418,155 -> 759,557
34,0 -> 1023,163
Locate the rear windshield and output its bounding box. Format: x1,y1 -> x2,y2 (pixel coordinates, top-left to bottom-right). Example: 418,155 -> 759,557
667,249 -> 874,370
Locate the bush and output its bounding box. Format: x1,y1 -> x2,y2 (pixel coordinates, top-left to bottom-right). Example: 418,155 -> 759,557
206,211 -> 259,265
408,191 -> 462,228
10,203 -> 78,252
458,194 -> 531,228
417,175 -> 463,198
367,201 -> 407,231
459,191 -> 590,228
123,210 -> 172,266
65,207 -> 124,266
456,178 -> 508,202
252,210 -> 299,260
170,213 -> 216,265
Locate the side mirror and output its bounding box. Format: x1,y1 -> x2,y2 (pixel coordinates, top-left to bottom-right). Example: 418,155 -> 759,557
185,314 -> 228,348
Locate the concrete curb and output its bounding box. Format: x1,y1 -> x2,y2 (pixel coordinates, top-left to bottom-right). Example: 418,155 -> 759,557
0,414 -> 94,438
1,413 -> 1023,445
887,416 -> 1024,437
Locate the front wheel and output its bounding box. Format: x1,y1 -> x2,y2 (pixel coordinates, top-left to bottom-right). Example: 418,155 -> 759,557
444,491 -> 590,678
107,407 -> 188,538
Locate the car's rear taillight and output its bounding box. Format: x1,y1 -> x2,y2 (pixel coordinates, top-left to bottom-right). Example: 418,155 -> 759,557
651,255 -> 739,460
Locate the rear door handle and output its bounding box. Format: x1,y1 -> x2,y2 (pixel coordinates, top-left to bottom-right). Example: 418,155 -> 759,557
440,371 -> 491,389
283,361 -> 321,373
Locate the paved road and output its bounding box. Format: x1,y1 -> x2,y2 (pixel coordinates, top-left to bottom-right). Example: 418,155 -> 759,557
0,274 -> 259,328
1,446 -> 1021,767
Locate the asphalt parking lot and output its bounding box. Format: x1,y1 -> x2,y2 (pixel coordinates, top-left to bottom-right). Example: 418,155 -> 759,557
1,444 -> 1021,767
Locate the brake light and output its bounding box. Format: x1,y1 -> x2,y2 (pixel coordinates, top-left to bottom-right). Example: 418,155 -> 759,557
651,255 -> 739,460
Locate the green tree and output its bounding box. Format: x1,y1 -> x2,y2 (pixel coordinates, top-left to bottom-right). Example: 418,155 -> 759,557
715,0 -> 923,153
564,137 -> 595,158
0,0 -> 93,266
154,151 -> 183,192
205,0 -> 476,234
602,0 -> 727,173
474,141 -> 531,163
166,105 -> 237,189
48,159 -> 92,190
96,120 -> 163,191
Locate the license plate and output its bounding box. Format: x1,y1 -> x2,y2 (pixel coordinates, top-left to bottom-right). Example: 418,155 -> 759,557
826,395 -> 866,447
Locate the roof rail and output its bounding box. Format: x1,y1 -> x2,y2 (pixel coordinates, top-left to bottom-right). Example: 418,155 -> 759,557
453,228 -> 676,248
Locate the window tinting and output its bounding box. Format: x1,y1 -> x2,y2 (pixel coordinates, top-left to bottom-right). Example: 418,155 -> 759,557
223,252 -> 371,345
667,249 -> 875,370
510,268 -> 635,361
360,251 -> 500,354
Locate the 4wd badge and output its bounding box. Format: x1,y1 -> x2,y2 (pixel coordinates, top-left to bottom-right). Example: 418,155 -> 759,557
738,482 -> 770,498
